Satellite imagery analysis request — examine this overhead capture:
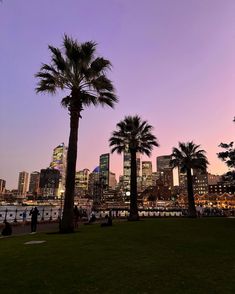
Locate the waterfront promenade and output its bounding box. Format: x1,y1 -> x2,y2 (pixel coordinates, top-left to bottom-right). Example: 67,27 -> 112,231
0,221 -> 60,236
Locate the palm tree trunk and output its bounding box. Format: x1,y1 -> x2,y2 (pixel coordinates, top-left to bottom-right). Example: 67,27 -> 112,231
186,168 -> 197,218
60,110 -> 79,233
129,150 -> 139,221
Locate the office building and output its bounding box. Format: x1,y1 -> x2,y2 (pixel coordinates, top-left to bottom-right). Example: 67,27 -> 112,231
0,179 -> 6,196
99,153 -> 110,188
39,168 -> 60,197
123,148 -> 141,193
29,171 -> 40,195
156,155 -> 173,191
50,143 -> 67,195
193,170 -> 208,195
18,171 -> 29,196
75,168 -> 90,196
142,161 -> 153,190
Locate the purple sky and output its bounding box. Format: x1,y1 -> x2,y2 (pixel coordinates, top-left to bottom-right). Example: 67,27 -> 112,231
1,0 -> 235,189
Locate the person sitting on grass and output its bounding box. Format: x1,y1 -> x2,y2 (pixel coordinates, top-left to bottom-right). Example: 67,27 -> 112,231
1,221 -> 12,236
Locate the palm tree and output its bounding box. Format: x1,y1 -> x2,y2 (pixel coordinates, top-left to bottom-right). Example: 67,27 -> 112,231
35,35 -> 117,233
170,142 -> 208,217
109,115 -> 159,221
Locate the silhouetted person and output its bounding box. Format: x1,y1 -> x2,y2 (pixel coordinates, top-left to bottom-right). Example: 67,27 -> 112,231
2,221 -> 12,236
73,205 -> 80,228
29,207 -> 40,233
22,210 -> 27,225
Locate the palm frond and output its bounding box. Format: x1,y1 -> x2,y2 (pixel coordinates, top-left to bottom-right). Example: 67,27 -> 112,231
109,115 -> 158,156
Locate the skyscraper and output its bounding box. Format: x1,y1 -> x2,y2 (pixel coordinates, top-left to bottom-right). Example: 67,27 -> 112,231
39,168 -> 60,197
156,155 -> 174,191
0,179 -> 6,196
193,170 -> 208,195
50,143 -> 67,195
123,150 -> 131,193
75,168 -> 90,196
29,171 -> 40,195
123,149 -> 141,194
18,171 -> 29,196
142,161 -> 153,190
99,153 -> 110,188
157,155 -> 172,171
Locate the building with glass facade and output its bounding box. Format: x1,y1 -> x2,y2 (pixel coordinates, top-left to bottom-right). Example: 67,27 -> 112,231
99,153 -> 110,188
50,143 -> 67,196
29,171 -> 40,195
18,171 -> 29,196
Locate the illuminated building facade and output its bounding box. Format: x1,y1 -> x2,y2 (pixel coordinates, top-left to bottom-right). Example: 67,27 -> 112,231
39,168 -> 60,197
50,143 -> 68,195
193,170 -> 208,195
88,166 -> 100,204
142,161 -> 153,190
29,171 -> 40,195
0,179 -> 6,196
99,153 -> 110,188
75,168 -> 90,197
109,172 -> 117,189
156,155 -> 173,191
18,171 -> 29,196
123,148 -> 141,194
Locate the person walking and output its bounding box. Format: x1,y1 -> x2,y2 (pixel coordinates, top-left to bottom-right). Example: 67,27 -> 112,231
29,207 -> 40,233
22,210 -> 27,225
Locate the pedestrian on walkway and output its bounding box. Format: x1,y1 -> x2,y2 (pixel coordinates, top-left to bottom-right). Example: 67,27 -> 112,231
29,207 -> 40,233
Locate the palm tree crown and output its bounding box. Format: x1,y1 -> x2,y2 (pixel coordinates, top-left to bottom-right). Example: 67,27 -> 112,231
170,141 -> 208,172
35,35 -> 118,112
109,115 -> 159,155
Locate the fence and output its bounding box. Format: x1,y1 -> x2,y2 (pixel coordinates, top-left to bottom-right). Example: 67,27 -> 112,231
0,206 -> 234,224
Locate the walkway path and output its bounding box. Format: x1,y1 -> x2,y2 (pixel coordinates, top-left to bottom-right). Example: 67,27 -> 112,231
2,221 -> 60,236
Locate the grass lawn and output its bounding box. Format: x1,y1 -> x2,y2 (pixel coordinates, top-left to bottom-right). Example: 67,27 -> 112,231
0,218 -> 234,294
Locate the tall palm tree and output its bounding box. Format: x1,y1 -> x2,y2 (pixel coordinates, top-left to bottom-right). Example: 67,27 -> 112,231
170,142 -> 208,217
35,35 -> 117,233
109,115 -> 159,221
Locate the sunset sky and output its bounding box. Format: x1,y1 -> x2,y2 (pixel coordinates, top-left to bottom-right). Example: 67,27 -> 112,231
1,0 -> 235,189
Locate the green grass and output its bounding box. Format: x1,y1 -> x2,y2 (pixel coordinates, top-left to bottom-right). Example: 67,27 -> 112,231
0,218 -> 235,294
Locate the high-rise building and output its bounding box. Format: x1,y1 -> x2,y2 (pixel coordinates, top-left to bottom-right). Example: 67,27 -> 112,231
123,150 -> 131,193
0,179 -> 6,196
50,143 -> 68,195
18,171 -> 29,196
39,168 -> 60,197
123,148 -> 141,193
29,171 -> 40,195
109,172 -> 117,189
88,166 -> 100,203
99,153 -> 110,188
156,155 -> 173,191
157,155 -> 172,171
142,161 -> 153,190
75,169 -> 90,196
193,170 -> 208,195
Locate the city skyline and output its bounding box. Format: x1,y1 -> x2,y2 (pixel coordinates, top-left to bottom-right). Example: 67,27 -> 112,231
1,0 -> 235,189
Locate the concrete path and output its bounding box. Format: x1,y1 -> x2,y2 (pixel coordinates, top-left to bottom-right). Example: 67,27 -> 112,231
3,222 -> 60,236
